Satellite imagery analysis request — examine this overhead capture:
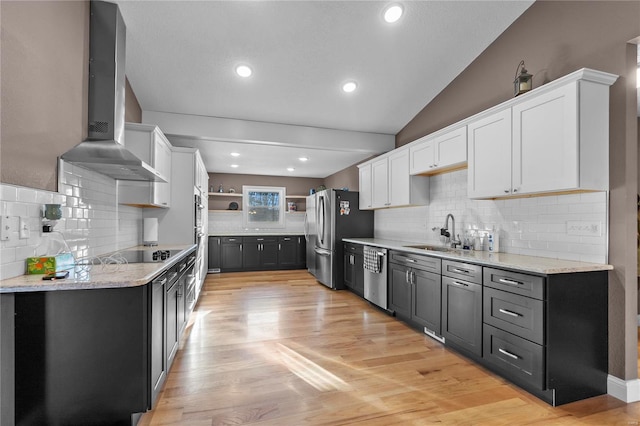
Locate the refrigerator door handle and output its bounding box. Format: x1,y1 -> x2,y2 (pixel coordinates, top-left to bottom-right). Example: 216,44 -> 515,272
303,212 -> 309,241
318,195 -> 325,246
314,247 -> 331,256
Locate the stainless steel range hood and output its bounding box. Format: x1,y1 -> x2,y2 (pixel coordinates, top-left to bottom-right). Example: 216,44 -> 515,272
61,1 -> 165,182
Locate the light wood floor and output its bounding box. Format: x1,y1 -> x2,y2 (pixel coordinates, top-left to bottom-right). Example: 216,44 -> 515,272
140,270 -> 639,425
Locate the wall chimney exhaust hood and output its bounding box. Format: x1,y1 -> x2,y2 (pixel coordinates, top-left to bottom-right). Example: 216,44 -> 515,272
61,1 -> 165,182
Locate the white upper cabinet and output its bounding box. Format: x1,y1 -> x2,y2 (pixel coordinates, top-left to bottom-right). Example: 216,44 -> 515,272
467,69 -> 617,199
467,109 -> 512,199
195,151 -> 208,195
358,147 -> 429,210
409,126 -> 467,175
371,157 -> 389,208
119,123 -> 173,208
358,163 -> 373,210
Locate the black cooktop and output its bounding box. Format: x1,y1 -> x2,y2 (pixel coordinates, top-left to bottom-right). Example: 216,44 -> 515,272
101,249 -> 182,264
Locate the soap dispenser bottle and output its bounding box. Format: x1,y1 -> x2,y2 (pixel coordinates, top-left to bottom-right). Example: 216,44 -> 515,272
488,226 -> 500,253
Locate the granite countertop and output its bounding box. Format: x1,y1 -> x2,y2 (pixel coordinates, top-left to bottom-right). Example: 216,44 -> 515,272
210,233 -> 303,237
342,238 -> 613,275
0,244 -> 197,293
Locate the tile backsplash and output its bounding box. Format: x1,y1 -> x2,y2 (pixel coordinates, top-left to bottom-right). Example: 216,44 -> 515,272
208,211 -> 305,235
375,169 -> 608,264
0,162 -> 142,279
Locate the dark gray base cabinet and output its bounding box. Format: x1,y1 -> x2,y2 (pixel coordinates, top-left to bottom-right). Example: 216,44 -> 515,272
208,236 -> 222,272
441,276 -> 482,357
216,235 -> 306,272
388,251 -> 442,334
343,243 -> 364,296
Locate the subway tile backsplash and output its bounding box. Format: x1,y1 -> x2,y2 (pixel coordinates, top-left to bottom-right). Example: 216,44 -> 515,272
374,169 -> 608,264
208,211 -> 305,235
0,162 -> 142,280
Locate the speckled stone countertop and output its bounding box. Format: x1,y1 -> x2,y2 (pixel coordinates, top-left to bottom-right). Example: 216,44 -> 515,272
342,238 -> 612,275
0,244 -> 196,293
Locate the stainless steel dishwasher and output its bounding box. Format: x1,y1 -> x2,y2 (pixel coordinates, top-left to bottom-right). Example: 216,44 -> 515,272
363,246 -> 388,309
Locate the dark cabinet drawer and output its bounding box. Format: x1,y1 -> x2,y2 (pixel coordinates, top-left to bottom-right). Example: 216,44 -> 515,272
484,267 -> 545,300
483,287 -> 545,345
483,324 -> 545,390
442,259 -> 482,284
222,236 -> 243,244
344,243 -> 363,256
390,251 -> 441,274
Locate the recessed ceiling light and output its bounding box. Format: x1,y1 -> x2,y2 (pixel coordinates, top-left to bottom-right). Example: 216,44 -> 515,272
230,152 -> 240,157
342,81 -> 357,93
230,164 -> 239,168
383,4 -> 403,23
235,65 -> 252,78
287,167 -> 295,172
298,157 -> 309,162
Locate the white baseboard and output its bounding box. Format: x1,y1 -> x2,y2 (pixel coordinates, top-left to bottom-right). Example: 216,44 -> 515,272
608,375 -> 640,402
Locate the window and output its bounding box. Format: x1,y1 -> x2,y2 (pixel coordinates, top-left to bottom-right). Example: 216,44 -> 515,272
242,186 -> 286,229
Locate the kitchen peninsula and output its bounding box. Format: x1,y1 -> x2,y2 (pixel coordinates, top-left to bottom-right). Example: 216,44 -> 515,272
0,245 -> 197,425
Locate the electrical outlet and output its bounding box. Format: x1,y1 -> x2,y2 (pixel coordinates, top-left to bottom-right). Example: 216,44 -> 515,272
0,216 -> 10,241
567,221 -> 602,237
19,216 -> 30,239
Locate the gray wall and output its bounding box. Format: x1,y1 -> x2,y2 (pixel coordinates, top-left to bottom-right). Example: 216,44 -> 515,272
397,1 -> 640,380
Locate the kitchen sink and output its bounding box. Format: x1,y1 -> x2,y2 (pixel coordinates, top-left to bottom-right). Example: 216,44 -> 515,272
403,244 -> 455,252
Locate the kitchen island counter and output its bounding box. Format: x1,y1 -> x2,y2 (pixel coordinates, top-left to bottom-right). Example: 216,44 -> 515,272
343,238 -> 612,275
0,244 -> 196,293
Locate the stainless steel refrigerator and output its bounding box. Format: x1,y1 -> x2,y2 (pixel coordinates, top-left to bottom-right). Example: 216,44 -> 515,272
313,189 -> 374,289
304,194 -> 317,277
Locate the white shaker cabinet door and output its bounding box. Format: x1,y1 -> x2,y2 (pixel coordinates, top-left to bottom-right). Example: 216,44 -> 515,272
512,83 -> 578,194
434,126 -> 467,171
358,163 -> 373,210
467,108 -> 512,199
371,158 -> 389,208
388,149 -> 410,206
409,137 -> 435,175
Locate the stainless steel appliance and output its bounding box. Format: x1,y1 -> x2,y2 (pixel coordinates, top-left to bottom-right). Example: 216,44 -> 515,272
61,1 -> 163,182
304,194 -> 317,277
363,246 -> 388,309
314,189 -> 374,289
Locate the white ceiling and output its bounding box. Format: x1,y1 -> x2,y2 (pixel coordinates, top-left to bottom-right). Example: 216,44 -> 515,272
114,0 -> 534,178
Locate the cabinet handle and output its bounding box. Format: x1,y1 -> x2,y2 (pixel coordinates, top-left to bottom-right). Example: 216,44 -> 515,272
498,348 -> 520,360
283,238 -> 291,241
498,308 -> 521,318
257,238 -> 264,241
279,244 -> 281,250
405,270 -> 410,283
240,245 -> 243,252
513,188 -> 519,193
229,238 -> 236,241
156,277 -> 167,286
452,281 -> 468,287
504,189 -> 510,194
498,278 -> 523,286
411,271 -> 416,285
452,267 -> 470,274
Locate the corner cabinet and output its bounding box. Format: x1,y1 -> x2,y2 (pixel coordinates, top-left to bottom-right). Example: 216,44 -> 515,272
468,69 -> 617,199
119,123 -> 173,208
358,147 -> 429,210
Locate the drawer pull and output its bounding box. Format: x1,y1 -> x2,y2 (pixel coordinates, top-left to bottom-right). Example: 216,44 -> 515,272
452,268 -> 470,274
499,278 -> 523,286
452,281 -> 469,287
499,308 -> 521,318
498,348 -> 520,360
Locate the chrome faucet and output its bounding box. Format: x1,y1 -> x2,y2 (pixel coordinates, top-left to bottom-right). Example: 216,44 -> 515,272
441,213 -> 461,248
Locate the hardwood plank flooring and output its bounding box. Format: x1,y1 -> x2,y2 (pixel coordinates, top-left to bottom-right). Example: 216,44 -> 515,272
139,270 -> 637,425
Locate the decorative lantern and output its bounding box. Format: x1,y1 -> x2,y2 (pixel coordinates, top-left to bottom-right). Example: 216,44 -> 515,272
513,60 -> 533,96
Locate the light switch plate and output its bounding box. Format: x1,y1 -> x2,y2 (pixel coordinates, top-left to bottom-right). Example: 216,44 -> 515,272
0,216 -> 10,241
567,221 -> 602,237
19,216 -> 30,239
